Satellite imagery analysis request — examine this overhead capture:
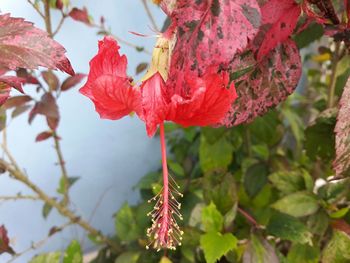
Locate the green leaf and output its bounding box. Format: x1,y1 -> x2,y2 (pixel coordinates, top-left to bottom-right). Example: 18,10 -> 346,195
330,207 -> 349,219
322,230 -> 350,263
29,252 -> 61,263
200,232 -> 237,263
42,203 -> 53,219
115,251 -> 140,263
287,244 -> 320,263
294,22 -> 323,49
317,179 -> 350,204
201,202 -> 223,232
243,235 -> 279,263
199,134 -> 233,173
282,107 -> 304,148
269,171 -> 305,194
167,159 -> 185,177
203,173 -> 238,214
244,162 -> 268,198
267,212 -> 312,244
159,256 -> 172,263
305,109 -> 336,161
115,203 -> 139,242
57,176 -> 80,194
271,191 -> 319,217
63,240 -> 82,263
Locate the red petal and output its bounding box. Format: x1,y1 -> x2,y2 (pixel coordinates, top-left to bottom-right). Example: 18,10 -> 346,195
168,70 -> 237,127
80,37 -> 140,120
90,75 -> 141,120
141,73 -> 169,137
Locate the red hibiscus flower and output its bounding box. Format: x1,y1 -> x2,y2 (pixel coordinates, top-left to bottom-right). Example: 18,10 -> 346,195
80,36 -> 237,250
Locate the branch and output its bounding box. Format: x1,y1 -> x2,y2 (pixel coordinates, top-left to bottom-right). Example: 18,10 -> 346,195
0,195 -> 40,202
327,42 -> 341,109
27,0 -> 45,19
53,12 -> 67,37
8,221 -> 73,263
53,132 -> 70,206
238,206 -> 260,228
43,0 -> 53,37
141,0 -> 160,31
0,158 -> 121,253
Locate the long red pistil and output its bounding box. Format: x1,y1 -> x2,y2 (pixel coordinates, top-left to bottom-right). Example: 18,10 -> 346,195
146,122 -> 183,251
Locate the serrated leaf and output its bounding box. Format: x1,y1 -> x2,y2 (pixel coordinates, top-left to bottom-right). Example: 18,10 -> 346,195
115,203 -> 139,242
200,232 -> 237,263
115,251 -> 140,263
271,191 -> 319,217
287,244 -> 320,263
244,162 -> 268,198
243,235 -> 279,263
201,202 -> 223,233
0,14 -> 74,75
29,252 -> 61,263
167,0 -> 261,93
267,212 -> 312,244
63,240 -> 82,263
257,0 -> 301,60
269,171 -> 306,194
223,40 -> 301,126
199,134 -> 233,173
334,77 -> 350,176
322,230 -> 350,263
305,108 -> 336,161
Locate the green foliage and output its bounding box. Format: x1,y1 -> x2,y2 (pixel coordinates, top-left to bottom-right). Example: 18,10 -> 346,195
63,240 -> 82,263
29,252 -> 61,263
200,232 -> 237,263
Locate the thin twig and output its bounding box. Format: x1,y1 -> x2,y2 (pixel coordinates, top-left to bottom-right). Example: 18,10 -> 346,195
43,0 -> 53,37
327,42 -> 341,109
141,0 -> 160,31
238,206 -> 260,228
53,133 -> 70,206
0,195 -> 40,202
53,12 -> 67,37
26,0 -> 45,19
0,158 -> 121,253
8,221 -> 73,263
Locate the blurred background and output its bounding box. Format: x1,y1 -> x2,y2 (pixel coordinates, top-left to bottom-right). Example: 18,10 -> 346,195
0,1 -> 165,262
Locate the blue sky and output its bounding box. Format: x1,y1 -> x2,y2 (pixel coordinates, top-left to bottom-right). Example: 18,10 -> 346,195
0,1 -> 165,262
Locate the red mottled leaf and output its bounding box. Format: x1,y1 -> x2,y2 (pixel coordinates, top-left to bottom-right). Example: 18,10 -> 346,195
80,37 -> 141,120
141,73 -> 168,137
69,7 -> 91,26
29,93 -> 59,124
256,0 -> 301,60
61,73 -> 86,91
167,0 -> 261,90
0,14 -> 74,75
0,83 -> 11,106
35,131 -> 53,142
16,68 -> 39,85
160,0 -> 177,16
0,225 -> 14,255
333,78 -> 350,177
42,71 -> 59,91
223,40 -> 302,126
3,95 -> 32,109
0,75 -> 25,93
